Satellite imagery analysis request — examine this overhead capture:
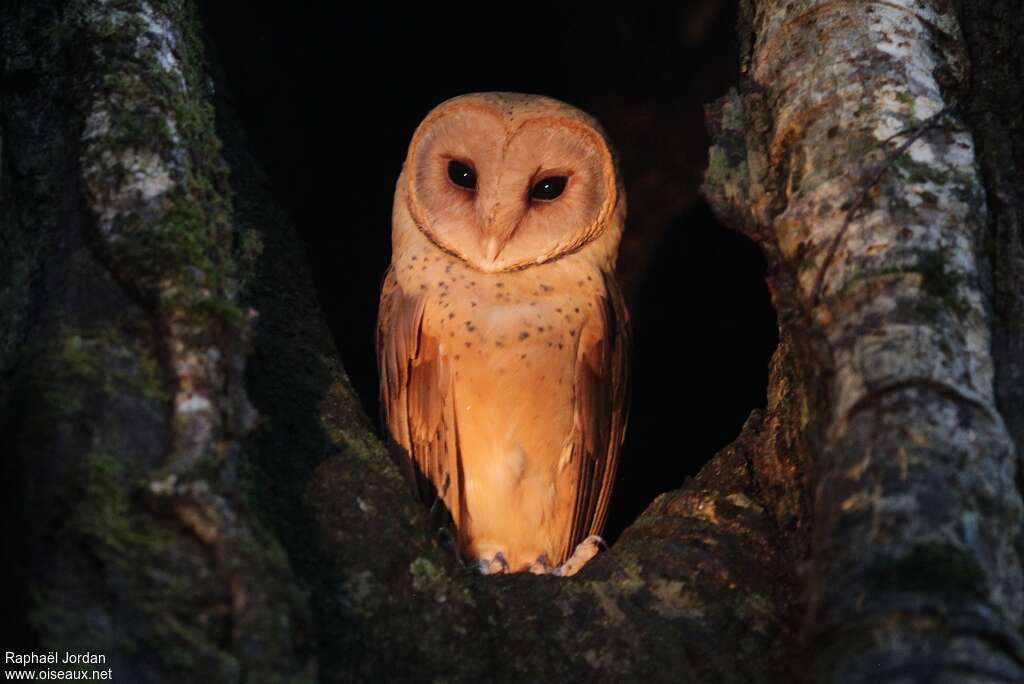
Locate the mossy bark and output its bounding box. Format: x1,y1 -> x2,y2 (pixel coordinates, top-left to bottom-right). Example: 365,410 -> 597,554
226,73 -> 805,681
705,1 -> 1024,681
1,2 -> 311,682
3,1 -> 1023,683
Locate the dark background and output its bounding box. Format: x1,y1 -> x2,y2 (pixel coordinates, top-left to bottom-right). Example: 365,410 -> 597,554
204,2 -> 776,540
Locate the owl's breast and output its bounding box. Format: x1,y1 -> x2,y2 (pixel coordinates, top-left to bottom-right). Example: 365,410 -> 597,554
425,262 -> 593,565
396,247 -> 598,374
400,250 -> 605,565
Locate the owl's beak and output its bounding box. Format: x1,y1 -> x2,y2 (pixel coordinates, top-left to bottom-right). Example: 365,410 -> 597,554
483,235 -> 504,263
478,179 -> 524,263
480,213 -> 518,263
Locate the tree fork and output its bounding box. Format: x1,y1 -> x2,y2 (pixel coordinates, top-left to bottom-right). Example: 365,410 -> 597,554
1,0 -> 811,680
5,0 -> 1023,681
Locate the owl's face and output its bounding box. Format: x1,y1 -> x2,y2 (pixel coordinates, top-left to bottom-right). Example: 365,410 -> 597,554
402,93 -> 623,273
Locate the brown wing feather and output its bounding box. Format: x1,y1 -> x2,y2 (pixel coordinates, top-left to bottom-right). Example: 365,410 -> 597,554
564,272 -> 631,561
377,268 -> 464,526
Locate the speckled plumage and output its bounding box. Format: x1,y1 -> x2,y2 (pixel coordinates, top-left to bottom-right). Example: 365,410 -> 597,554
378,93 -> 629,573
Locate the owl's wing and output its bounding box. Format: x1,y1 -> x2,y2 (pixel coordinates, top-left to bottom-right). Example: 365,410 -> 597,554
564,272 -> 631,561
377,267 -> 463,526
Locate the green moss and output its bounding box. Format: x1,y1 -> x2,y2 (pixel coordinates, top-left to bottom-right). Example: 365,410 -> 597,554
36,323 -> 169,419
54,446 -> 289,681
895,155 -> 951,185
702,90 -> 750,207
867,542 -> 987,600
42,331 -> 105,414
841,264 -> 910,292
70,450 -> 164,556
32,447 -> 235,677
5,3 -> 314,681
318,378 -> 397,471
76,0 -> 257,343
410,557 -> 446,592
406,557 -> 478,608
706,145 -> 731,183
837,251 -> 970,318
896,90 -> 916,117
704,142 -> 748,190
161,608 -> 241,673
919,249 -> 969,316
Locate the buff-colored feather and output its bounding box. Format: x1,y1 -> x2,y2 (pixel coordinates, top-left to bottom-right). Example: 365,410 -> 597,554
378,93 -> 629,573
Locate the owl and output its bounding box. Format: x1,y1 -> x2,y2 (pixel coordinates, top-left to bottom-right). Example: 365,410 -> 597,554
377,92 -> 629,576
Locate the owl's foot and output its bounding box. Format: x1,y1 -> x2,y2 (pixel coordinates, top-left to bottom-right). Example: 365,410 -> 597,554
555,535 -> 606,577
528,554 -> 553,575
476,551 -> 509,575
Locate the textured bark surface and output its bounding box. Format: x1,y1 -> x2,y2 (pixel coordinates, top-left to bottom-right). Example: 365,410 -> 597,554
705,0 -> 1024,681
231,86 -> 805,681
1,2 -> 312,681
3,0 -> 1023,682
1,1 -> 801,681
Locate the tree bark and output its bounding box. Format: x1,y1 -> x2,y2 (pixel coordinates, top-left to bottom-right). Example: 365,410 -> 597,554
2,1 -> 1022,682
1,2 -> 313,681
704,0 -> 1024,680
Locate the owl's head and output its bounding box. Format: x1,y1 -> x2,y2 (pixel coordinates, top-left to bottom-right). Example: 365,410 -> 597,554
399,92 -> 625,273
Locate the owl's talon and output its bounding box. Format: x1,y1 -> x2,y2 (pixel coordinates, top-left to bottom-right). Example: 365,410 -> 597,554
528,554 -> 553,575
477,551 -> 509,575
555,535 -> 606,577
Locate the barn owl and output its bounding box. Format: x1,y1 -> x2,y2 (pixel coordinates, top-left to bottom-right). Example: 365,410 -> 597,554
377,92 -> 629,576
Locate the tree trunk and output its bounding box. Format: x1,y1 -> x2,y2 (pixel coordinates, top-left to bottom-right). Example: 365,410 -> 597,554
704,0 -> 1024,680
2,1 -> 1022,682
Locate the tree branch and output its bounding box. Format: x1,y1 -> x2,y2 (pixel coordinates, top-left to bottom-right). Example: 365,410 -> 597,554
704,1 -> 1024,681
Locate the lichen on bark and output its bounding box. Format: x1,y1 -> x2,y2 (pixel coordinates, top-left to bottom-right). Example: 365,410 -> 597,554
2,1 -> 311,681
229,94 -> 804,679
6,0 -> 1024,681
704,1 -> 1024,681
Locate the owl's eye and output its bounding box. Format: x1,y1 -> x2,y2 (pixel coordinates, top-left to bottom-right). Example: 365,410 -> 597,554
447,160 -> 477,190
530,176 -> 568,201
